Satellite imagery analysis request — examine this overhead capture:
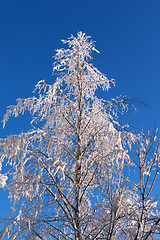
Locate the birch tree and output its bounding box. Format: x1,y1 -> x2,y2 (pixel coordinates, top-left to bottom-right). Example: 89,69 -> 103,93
0,32 -> 160,239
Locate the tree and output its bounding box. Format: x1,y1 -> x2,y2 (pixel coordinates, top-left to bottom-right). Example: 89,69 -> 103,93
0,32 -> 160,240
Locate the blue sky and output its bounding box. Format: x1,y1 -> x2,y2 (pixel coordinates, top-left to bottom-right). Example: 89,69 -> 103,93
0,0 -> 160,229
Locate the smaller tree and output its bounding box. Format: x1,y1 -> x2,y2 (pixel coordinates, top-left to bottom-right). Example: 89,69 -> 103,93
127,130 -> 160,240
0,32 -> 160,240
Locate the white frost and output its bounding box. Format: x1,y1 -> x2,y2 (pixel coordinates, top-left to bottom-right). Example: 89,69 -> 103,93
0,173 -> 8,188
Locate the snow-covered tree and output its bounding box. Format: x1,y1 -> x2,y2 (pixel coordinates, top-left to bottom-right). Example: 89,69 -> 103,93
0,32 -> 160,239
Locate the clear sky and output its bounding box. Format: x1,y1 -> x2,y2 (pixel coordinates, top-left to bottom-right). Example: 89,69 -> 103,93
0,0 -> 160,229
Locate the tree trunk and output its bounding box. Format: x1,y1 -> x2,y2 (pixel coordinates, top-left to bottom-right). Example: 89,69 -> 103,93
75,59 -> 82,240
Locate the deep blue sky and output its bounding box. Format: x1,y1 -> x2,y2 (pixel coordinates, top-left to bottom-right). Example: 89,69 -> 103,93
1,0 -> 160,229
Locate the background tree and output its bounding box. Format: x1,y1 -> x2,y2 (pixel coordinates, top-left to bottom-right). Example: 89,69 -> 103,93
0,32 -> 160,240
